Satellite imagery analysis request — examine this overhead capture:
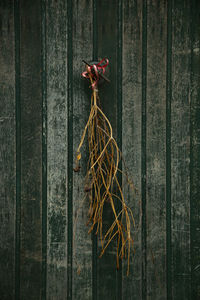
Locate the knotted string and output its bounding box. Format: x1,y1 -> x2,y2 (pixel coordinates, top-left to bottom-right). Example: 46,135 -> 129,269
82,58 -> 109,90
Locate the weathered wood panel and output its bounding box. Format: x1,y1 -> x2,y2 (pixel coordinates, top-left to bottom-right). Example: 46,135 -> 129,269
72,0 -> 93,299
122,0 -> 142,299
14,0 -> 21,298
19,0 -> 43,298
96,0 -> 120,298
66,0 -> 73,298
46,0 -> 68,298
0,1 -> 15,299
141,0 -> 147,298
146,1 -> 167,299
0,1 -> 199,299
190,1 -> 200,299
166,0 -> 172,298
171,1 -> 191,299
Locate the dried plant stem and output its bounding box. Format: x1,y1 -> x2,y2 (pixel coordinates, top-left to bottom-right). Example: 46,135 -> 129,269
75,74 -> 135,275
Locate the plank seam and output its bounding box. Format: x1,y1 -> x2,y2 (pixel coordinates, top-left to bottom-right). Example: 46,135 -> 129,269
41,0 -> 47,298
190,1 -> 200,298
190,2 -> 193,298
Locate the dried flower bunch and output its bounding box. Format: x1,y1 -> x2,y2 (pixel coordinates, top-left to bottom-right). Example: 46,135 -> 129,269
74,58 -> 135,275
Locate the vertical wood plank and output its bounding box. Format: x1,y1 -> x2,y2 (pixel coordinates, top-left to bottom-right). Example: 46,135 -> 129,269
166,0 -> 172,298
72,1 -> 93,299
141,0 -> 147,298
122,0 -> 142,299
67,0 -> 73,298
20,1 -> 43,298
190,1 -> 200,299
146,1 -> 167,299
171,1 -> 191,299
14,0 -> 21,298
96,1 -> 119,298
1,2 -> 199,299
0,1 -> 15,299
41,0 -> 47,298
46,0 -> 68,298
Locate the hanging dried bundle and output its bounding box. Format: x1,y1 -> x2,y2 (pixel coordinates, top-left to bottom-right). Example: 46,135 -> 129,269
74,59 -> 135,275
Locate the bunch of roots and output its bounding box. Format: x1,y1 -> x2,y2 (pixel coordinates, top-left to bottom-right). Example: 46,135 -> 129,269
74,67 -> 135,275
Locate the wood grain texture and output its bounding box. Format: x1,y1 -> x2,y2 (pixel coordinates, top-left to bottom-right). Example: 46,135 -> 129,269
14,0 -> 21,298
19,0 -> 43,298
122,0 -> 142,299
67,0 -> 73,298
171,1 -> 191,299
141,1 -> 147,298
0,1 -> 15,298
96,0 -> 119,298
46,0 -> 68,298
146,1 -> 167,299
166,0 -> 172,298
190,1 -> 200,299
0,1 -> 200,299
72,0 -> 93,299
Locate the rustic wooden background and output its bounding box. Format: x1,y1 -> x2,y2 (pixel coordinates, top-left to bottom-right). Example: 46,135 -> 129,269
0,0 -> 200,299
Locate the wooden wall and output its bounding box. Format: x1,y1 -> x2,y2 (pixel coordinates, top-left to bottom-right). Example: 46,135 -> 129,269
0,0 -> 200,299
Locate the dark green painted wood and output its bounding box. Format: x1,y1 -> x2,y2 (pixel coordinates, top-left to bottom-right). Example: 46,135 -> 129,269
171,1 -> 191,299
67,0 -> 73,298
0,1 -> 15,298
0,1 -> 200,299
146,1 -> 167,299
190,1 -> 200,299
41,0 -> 47,298
166,0 -> 172,299
141,0 -> 147,299
96,1 -> 119,299
19,0 -> 43,298
72,0 -> 93,299
14,0 -> 21,299
122,0 -> 142,299
46,0 -> 68,298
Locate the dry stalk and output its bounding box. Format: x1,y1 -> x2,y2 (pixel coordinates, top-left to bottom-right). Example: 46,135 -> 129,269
74,67 -> 135,275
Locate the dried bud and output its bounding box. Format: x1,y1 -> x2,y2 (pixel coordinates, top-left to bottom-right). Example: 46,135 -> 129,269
84,186 -> 92,192
73,165 -> 81,172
